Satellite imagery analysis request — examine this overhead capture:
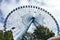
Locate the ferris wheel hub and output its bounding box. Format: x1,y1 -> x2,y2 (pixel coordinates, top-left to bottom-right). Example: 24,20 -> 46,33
3,5 -> 59,40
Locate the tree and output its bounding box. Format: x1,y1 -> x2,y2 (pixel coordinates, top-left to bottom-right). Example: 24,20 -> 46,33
22,25 -> 55,40
0,30 -> 4,40
0,30 -> 14,40
4,30 -> 14,40
21,33 -> 33,40
33,25 -> 55,40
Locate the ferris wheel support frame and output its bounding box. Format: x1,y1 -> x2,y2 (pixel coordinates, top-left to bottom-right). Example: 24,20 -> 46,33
3,5 -> 60,36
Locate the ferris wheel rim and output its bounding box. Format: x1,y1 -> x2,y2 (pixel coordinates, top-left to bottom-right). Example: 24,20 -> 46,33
3,5 -> 59,35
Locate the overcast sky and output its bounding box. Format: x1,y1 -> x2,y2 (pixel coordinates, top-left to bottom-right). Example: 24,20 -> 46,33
0,0 -> 60,31
0,0 -> 60,40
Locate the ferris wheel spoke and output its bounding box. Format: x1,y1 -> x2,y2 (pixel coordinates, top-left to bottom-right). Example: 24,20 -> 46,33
21,13 -> 33,25
4,5 -> 59,40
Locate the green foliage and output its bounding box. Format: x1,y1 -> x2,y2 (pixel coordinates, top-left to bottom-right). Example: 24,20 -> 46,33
4,30 -> 14,40
0,30 -> 14,40
0,30 -> 4,40
21,33 -> 34,40
33,25 -> 55,40
22,25 -> 55,40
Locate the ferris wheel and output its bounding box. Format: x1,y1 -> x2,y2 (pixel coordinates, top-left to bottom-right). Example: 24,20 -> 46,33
3,5 -> 59,40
